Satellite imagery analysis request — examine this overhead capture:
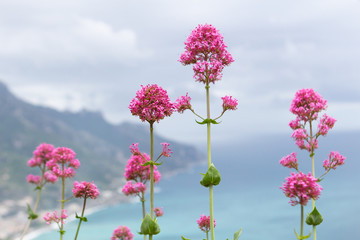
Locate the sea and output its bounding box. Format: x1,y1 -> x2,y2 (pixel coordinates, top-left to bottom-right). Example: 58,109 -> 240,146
29,139 -> 360,240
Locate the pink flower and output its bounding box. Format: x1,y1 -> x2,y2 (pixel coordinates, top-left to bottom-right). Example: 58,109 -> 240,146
122,181 -> 146,196
221,96 -> 238,111
129,84 -> 175,123
46,147 -> 79,178
280,172 -> 322,206
197,214 -> 216,233
323,151 -> 345,171
129,143 -> 140,155
43,209 -> 67,225
26,174 -> 41,185
124,153 -> 161,183
290,88 -> 327,122
179,24 -> 234,84
160,142 -> 172,157
317,114 -> 336,136
73,181 -> 100,199
44,172 -> 58,183
154,207 -> 164,217
280,152 -> 298,170
111,226 -> 134,240
289,117 -> 302,130
175,93 -> 192,113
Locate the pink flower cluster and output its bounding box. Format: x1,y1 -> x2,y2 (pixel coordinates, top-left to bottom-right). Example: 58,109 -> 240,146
111,226 -> 134,240
154,207 -> 164,217
280,172 -> 322,206
221,96 -> 238,111
129,84 -> 175,123
197,214 -> 216,233
26,174 -> 41,185
124,152 -> 161,183
175,93 -> 192,113
179,24 -> 234,84
280,152 -> 298,170
72,181 -> 100,199
46,147 -> 80,178
290,88 -> 327,122
122,181 -> 146,196
43,210 -> 68,225
317,114 -> 336,136
323,151 -> 345,171
161,142 -> 172,157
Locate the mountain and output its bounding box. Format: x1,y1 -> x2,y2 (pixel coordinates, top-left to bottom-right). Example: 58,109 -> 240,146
0,81 -> 204,200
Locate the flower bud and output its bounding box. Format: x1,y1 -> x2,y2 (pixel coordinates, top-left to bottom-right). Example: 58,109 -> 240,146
306,207 -> 323,226
139,213 -> 160,235
200,164 -> 221,187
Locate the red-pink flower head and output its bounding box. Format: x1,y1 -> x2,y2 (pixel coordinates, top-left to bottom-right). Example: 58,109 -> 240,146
160,142 -> 172,157
129,84 -> 175,124
197,214 -> 216,233
122,181 -> 146,196
124,153 -> 161,183
179,24 -> 234,84
26,174 -> 41,186
154,207 -> 164,217
43,209 -> 68,225
280,172 -> 322,206
323,151 -> 345,171
27,143 -> 54,168
46,147 -> 80,179
221,95 -> 238,111
175,93 -> 192,113
291,128 -> 308,150
289,117 -> 302,130
129,143 -> 141,155
280,152 -> 298,170
317,114 -> 336,136
73,181 -> 100,199
111,226 -> 134,240
290,88 -> 327,122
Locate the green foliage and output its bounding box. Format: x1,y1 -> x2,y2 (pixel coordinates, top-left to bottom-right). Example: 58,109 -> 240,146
139,213 -> 161,235
75,213 -> 88,222
306,207 -> 323,226
196,119 -> 220,125
26,204 -> 38,220
294,229 -> 311,239
200,163 -> 221,187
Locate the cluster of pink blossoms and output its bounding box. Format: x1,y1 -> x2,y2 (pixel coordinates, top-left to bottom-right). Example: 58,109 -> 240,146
154,207 -> 164,217
124,152 -> 161,183
280,172 -> 322,206
197,214 -> 216,233
43,210 -> 68,225
26,143 -> 58,186
129,84 -> 175,123
72,181 -> 100,199
122,181 -> 146,196
323,151 -> 346,171
221,96 -> 238,111
175,93 -> 192,113
160,142 -> 172,157
111,226 -> 134,240
279,152 -> 298,170
317,114 -> 336,136
179,24 -> 234,84
46,147 -> 80,178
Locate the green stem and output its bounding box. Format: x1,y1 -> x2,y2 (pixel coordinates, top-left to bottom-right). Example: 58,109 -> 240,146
150,122 -> 154,240
301,205 -> 304,237
205,84 -> 215,240
309,121 -> 317,240
141,192 -> 147,240
206,231 -> 209,240
60,170 -> 65,240
19,168 -> 45,240
74,197 -> 87,240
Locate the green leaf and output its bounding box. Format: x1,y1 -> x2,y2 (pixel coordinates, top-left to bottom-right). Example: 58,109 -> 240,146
142,162 -> 152,167
34,186 -> 42,191
139,213 -> 160,235
75,213 -> 88,222
181,236 -> 191,240
294,229 -> 311,239
27,204 -> 38,220
200,163 -> 221,187
306,207 -> 323,226
195,119 -> 220,125
232,228 -> 242,240
154,162 -> 163,166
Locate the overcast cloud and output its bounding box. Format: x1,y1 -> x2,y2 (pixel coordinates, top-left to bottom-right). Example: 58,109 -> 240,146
1,0 -> 360,144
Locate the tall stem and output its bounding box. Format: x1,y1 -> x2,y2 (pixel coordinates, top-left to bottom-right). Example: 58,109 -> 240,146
301,205 -> 304,237
74,197 -> 87,240
149,123 -> 154,240
309,121 -> 317,240
141,192 -> 147,240
60,172 -> 65,240
19,168 -> 45,240
205,84 -> 215,240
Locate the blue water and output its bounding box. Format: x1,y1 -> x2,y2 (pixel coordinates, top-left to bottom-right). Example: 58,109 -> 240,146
34,140 -> 360,240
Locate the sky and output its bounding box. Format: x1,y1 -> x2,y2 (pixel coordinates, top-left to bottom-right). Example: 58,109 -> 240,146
1,0 -> 360,144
